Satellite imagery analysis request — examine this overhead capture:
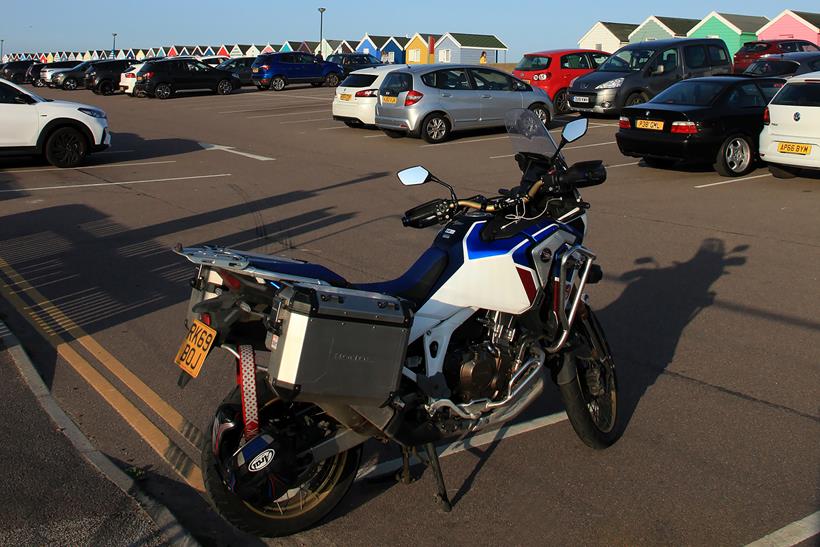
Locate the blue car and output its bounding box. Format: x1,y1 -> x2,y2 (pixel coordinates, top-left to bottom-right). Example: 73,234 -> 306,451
251,52 -> 344,91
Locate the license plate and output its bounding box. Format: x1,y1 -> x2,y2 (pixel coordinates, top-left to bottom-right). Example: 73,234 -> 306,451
523,79 -> 530,84
572,96 -> 589,103
636,119 -> 664,131
252,67 -> 259,73
340,93 -> 352,101
382,96 -> 397,104
174,319 -> 216,378
777,142 -> 811,155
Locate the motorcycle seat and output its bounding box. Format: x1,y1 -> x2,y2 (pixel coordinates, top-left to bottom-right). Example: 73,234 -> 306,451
244,256 -> 349,287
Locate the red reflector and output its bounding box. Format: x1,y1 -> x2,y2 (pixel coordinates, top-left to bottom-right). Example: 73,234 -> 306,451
516,267 -> 538,304
618,116 -> 631,129
670,121 -> 698,134
763,107 -> 770,125
405,90 -> 423,106
217,270 -> 242,290
355,88 -> 377,97
200,312 -> 212,326
125,73 -> 135,78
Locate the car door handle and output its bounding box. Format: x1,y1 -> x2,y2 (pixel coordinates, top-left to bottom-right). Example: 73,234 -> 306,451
481,94 -> 492,99
441,93 -> 452,98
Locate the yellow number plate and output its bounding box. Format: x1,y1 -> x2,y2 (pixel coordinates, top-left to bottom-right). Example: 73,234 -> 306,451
523,79 -> 531,84
174,319 -> 216,378
382,96 -> 397,104
636,119 -> 664,130
777,142 -> 812,155
252,67 -> 259,73
340,93 -> 352,101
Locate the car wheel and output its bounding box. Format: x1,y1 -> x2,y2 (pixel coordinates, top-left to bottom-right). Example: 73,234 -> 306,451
643,157 -> 677,169
383,129 -> 405,139
324,73 -> 340,87
99,80 -> 114,95
553,89 -> 570,115
154,83 -> 173,100
625,92 -> 648,107
44,127 -> 87,168
271,76 -> 286,91
528,103 -> 551,128
62,78 -> 78,90
420,113 -> 451,144
714,134 -> 755,177
216,79 -> 233,95
34,79 -> 45,87
768,164 -> 799,179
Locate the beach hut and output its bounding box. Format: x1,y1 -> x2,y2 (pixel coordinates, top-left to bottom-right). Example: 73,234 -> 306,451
229,44 -> 249,57
629,16 -> 699,43
356,34 -> 393,59
246,45 -> 262,57
405,33 -> 441,64
337,40 -> 357,54
578,21 -> 638,52
687,12 -> 770,56
46,52 -> 54,63
39,53 -> 48,63
214,45 -> 230,57
260,43 -> 276,54
200,46 -> 214,56
756,10 -> 820,44
320,39 -> 342,57
298,41 -> 320,54
279,41 -> 300,53
134,49 -> 146,60
434,33 -> 507,64
125,49 -> 136,59
176,45 -> 196,56
380,37 -> 409,63
166,46 -> 180,57
116,50 -> 127,60
82,51 -> 92,61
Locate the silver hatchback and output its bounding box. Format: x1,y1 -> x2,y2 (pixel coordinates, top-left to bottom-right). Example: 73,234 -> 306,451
375,64 -> 553,143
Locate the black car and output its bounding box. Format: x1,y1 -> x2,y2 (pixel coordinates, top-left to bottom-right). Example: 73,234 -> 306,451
568,38 -> 733,115
616,76 -> 786,177
85,59 -> 135,94
52,61 -> 104,90
135,58 -> 240,99
25,63 -> 45,84
216,56 -> 256,86
0,60 -> 35,83
744,52 -> 820,78
327,53 -> 382,76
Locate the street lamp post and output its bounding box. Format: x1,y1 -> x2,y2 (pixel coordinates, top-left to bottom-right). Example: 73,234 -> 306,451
111,33 -> 117,59
318,7 -> 326,56
1,40 -> 4,61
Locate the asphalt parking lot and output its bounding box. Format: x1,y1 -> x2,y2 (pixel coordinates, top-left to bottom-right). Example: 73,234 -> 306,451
0,84 -> 818,546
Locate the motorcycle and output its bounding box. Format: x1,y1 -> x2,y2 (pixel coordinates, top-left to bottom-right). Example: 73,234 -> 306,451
173,108 -> 620,537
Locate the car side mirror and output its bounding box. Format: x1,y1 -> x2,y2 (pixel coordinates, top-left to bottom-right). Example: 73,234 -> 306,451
652,64 -> 664,75
562,118 -> 588,143
397,166 -> 431,186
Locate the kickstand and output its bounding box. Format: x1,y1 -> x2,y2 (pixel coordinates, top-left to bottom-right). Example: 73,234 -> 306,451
397,446 -> 414,484
423,442 -> 452,512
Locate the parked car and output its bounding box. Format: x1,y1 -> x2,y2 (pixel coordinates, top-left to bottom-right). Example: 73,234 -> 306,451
0,60 -> 35,83
119,57 -> 166,95
251,52 -> 344,91
759,71 -> 820,178
512,49 -> 610,114
199,55 -> 230,66
733,40 -> 819,73
568,38 -> 732,115
42,62 -> 83,87
616,76 -> 785,176
52,61 -> 102,90
744,52 -> 820,79
375,64 -> 553,143
33,61 -> 76,87
217,56 -> 256,86
327,53 -> 383,76
85,59 -> 135,94
134,58 -> 240,99
0,77 -> 110,167
25,63 -> 45,84
332,65 -> 402,127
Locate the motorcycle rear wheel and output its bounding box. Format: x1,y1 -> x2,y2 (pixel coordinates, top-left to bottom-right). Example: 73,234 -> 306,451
558,307 -> 621,449
202,387 -> 361,537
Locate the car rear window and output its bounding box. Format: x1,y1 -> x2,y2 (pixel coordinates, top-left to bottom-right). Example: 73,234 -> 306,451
756,81 -> 785,102
650,81 -> 726,106
515,55 -> 550,70
341,73 -> 378,87
739,43 -> 770,53
380,72 -> 412,96
744,60 -> 799,77
771,82 -> 820,107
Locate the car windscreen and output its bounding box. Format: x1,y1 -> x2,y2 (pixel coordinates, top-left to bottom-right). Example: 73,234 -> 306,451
340,73 -> 378,87
327,55 -> 342,64
771,82 -> 820,107
650,80 -> 726,106
744,60 -> 799,76
252,55 -> 276,66
515,55 -> 550,70
597,48 -> 655,72
739,43 -> 770,53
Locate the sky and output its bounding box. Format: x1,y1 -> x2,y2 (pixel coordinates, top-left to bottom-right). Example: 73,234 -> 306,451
2,0 -> 818,60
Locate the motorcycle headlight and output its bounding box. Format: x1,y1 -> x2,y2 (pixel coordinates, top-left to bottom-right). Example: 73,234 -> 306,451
78,107 -> 107,119
595,77 -> 624,90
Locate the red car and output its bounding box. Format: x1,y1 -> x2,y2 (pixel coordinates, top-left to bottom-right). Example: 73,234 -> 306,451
733,39 -> 819,72
513,49 -> 610,114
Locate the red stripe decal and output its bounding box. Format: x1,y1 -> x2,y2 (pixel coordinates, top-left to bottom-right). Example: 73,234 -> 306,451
516,266 -> 538,304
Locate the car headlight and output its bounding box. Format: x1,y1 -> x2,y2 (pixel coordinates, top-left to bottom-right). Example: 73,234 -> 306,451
596,77 -> 624,90
78,107 -> 107,119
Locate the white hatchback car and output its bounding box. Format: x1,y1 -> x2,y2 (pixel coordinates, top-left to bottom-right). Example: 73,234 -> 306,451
759,71 -> 820,178
0,78 -> 110,167
332,65 -> 402,127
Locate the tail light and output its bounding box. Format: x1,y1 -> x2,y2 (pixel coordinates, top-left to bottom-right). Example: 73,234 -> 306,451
536,72 -> 551,81
200,312 -> 212,326
763,107 -> 770,125
259,64 -> 270,70
355,88 -> 378,97
125,72 -> 135,78
670,121 -> 698,134
216,270 -> 242,291
618,116 -> 631,129
139,71 -> 154,81
405,90 -> 423,106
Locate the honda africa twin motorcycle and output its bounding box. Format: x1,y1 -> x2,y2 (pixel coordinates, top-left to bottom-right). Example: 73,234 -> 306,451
172,109 -> 619,537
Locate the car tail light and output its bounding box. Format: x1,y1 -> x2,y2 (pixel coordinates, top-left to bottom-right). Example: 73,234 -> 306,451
125,72 -> 135,78
140,71 -> 154,80
259,64 -> 270,70
763,107 -> 770,125
405,90 -> 423,106
355,88 -> 378,97
618,116 -> 631,129
670,121 -> 698,134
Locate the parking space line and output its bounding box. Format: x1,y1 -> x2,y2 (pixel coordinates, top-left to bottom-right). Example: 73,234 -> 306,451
198,142 -> 275,161
279,117 -> 333,125
217,102 -> 330,114
746,510 -> 820,547
1,160 -> 177,174
490,140 -> 617,159
247,108 -> 330,119
318,126 -> 347,131
0,173 -> 232,193
694,173 -> 772,189
607,161 -> 640,168
364,134 -> 388,139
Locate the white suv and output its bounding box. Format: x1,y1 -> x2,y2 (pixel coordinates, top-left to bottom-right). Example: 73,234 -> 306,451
0,78 -> 111,167
759,71 -> 820,178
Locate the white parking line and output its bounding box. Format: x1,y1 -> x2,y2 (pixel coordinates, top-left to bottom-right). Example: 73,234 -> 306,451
364,134 -> 388,139
607,161 -> 640,168
490,140 -> 617,159
1,160 -> 177,174
0,173 -> 231,193
279,117 -> 333,125
356,411 -> 568,480
198,143 -> 275,161
318,126 -> 347,131
217,102 -> 330,114
746,511 -> 820,547
694,173 -> 772,189
247,109 -> 330,119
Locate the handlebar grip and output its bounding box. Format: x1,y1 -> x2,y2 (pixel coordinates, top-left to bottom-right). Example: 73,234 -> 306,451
402,199 -> 449,229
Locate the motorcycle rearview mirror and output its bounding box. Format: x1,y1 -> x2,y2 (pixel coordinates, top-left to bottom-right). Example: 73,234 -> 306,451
561,118 -> 588,144
397,166 -> 432,186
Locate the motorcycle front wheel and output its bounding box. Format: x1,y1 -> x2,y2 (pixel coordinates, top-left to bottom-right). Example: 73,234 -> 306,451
202,387 -> 361,537
558,306 -> 621,449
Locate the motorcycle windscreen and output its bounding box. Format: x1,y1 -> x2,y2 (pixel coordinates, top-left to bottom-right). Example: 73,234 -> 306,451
505,108 -> 562,161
